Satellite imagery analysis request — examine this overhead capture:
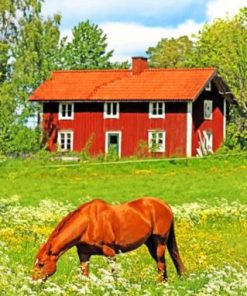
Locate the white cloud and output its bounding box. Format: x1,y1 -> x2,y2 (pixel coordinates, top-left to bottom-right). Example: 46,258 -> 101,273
100,20 -> 203,61
206,0 -> 247,21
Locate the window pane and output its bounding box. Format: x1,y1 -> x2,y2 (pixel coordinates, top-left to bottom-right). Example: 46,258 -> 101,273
112,103 -> 117,115
152,103 -> 157,115
107,103 -> 111,115
62,105 -> 66,117
204,101 -> 212,119
158,103 -> 163,115
67,104 -> 72,117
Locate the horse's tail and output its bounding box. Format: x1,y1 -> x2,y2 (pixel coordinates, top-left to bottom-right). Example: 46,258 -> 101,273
167,219 -> 185,276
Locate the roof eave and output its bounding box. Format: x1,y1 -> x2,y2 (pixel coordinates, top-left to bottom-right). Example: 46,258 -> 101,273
29,98 -> 194,102
192,69 -> 217,102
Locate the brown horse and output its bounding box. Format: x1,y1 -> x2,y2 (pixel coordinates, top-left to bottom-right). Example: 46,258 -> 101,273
33,197 -> 185,281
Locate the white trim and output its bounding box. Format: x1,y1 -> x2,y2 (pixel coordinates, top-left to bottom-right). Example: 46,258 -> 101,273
204,100 -> 213,120
149,102 -> 165,119
105,131 -> 122,157
40,102 -> 44,125
57,130 -> 74,151
148,130 -> 166,152
205,81 -> 211,91
58,102 -> 74,120
103,102 -> 120,119
186,102 -> 192,157
223,99 -> 226,140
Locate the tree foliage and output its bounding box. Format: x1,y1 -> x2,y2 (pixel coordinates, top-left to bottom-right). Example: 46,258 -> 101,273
189,9 -> 247,114
147,36 -> 193,68
0,0 -> 42,82
60,20 -> 113,70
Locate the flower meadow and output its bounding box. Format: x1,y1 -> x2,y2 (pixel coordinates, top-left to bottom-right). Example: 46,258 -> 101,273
0,196 -> 246,295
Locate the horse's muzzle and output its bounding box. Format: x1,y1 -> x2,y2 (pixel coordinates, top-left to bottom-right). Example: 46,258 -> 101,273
32,268 -> 47,282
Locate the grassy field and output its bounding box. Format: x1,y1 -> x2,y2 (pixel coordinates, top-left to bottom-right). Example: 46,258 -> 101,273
0,154 -> 247,295
0,154 -> 246,206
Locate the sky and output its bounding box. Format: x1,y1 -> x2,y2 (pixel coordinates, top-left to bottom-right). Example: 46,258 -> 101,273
42,0 -> 247,62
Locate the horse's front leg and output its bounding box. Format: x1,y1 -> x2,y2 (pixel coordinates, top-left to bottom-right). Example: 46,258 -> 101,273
77,246 -> 90,277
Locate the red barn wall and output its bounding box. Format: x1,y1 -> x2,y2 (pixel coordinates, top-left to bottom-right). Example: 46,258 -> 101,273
192,82 -> 224,156
43,102 -> 188,157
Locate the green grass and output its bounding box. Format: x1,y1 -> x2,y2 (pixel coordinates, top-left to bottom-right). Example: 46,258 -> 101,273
0,154 -> 246,206
0,154 -> 247,295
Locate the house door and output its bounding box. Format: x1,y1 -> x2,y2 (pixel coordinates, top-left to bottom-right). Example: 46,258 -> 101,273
106,131 -> 121,157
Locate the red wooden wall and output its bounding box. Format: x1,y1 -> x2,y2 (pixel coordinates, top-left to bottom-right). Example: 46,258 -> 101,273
43,102 -> 187,157
192,82 -> 224,156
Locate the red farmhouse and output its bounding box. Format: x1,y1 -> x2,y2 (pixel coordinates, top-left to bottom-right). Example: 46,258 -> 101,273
30,57 -> 234,158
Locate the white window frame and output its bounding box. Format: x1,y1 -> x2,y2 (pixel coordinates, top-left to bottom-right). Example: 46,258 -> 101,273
203,130 -> 213,152
205,81 -> 211,91
58,102 -> 74,120
57,130 -> 74,152
149,102 -> 165,119
105,131 -> 122,157
148,130 -> 166,153
204,100 -> 213,120
104,102 -> 120,119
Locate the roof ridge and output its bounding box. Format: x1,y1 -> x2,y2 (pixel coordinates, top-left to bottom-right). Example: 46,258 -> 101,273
53,69 -> 131,74
144,67 -> 216,72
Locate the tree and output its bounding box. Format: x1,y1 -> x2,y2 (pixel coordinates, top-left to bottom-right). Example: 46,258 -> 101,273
0,1 -> 61,154
0,0 -> 42,82
146,36 -> 193,68
60,20 -> 113,70
12,14 -> 61,113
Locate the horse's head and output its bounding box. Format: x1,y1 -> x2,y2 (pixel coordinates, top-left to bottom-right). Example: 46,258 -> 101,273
32,244 -> 58,281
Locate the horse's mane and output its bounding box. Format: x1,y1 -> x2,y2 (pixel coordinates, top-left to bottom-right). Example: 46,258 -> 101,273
48,205 -> 84,241
40,199 -> 106,255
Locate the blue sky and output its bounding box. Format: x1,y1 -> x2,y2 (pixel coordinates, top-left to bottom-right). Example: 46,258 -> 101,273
42,0 -> 247,61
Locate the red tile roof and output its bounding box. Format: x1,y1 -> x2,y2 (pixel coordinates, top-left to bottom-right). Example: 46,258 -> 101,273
30,68 -> 216,102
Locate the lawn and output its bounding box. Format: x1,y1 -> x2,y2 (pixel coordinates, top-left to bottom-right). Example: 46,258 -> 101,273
0,154 -> 246,295
0,153 -> 246,206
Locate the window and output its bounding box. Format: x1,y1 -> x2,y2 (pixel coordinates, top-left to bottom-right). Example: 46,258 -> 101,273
205,81 -> 211,91
105,131 -> 122,157
104,102 -> 119,119
148,131 -> 166,152
203,130 -> 213,152
149,102 -> 165,118
58,103 -> 74,120
204,100 -> 213,120
57,131 -> 73,151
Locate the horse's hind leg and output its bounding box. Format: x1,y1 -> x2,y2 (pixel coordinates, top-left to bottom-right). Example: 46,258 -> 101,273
145,236 -> 167,281
167,221 -> 185,276
77,245 -> 90,277
156,240 -> 167,281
